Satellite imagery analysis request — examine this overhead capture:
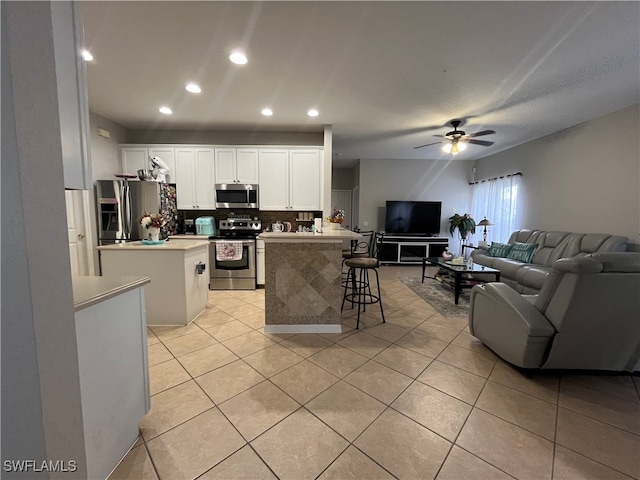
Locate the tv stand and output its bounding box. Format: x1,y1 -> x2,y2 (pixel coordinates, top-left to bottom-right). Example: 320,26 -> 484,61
379,235 -> 449,264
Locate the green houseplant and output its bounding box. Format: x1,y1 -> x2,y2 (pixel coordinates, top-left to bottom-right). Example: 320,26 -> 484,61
448,213 -> 476,240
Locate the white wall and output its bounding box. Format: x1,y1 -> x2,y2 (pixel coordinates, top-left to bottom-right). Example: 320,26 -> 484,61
125,129 -> 323,146
2,2 -> 87,476
89,111 -> 128,180
358,158 -> 475,240
475,104 -> 640,250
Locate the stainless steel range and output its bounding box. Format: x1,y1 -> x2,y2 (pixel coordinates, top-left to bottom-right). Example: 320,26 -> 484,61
209,215 -> 261,290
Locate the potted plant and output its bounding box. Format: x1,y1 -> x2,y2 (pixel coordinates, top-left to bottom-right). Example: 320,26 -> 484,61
448,213 -> 476,241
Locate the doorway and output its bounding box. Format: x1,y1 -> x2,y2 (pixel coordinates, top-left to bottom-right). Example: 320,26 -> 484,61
330,189 -> 352,230
65,189 -> 94,276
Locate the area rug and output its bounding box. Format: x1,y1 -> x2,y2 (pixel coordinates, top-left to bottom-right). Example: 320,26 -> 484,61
400,276 -> 470,317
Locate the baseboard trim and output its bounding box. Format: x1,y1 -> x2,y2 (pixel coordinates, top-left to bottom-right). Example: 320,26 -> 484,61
263,324 -> 342,334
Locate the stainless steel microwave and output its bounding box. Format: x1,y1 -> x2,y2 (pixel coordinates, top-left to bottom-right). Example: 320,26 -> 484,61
215,183 -> 259,209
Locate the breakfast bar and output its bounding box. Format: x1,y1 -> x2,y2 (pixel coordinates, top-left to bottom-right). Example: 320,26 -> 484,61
259,229 -> 362,333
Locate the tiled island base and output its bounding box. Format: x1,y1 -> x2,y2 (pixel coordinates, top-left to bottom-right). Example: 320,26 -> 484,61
264,241 -> 343,333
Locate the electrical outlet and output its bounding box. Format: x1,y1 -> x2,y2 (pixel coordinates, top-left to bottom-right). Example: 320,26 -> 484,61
363,221 -> 369,226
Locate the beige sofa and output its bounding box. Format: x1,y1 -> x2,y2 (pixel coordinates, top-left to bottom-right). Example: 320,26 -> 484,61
471,230 -> 628,293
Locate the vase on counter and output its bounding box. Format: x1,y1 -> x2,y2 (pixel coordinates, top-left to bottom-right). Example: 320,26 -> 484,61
148,227 -> 160,242
328,222 -> 340,230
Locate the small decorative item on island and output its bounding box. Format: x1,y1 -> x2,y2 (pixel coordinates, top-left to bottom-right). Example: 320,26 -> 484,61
140,212 -> 167,242
326,208 -> 345,229
442,248 -> 453,261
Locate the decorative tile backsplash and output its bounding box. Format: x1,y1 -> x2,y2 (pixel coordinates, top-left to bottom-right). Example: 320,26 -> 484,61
180,209 -> 322,232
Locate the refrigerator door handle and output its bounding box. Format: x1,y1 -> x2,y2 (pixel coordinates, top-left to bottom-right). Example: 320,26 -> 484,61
121,181 -> 132,239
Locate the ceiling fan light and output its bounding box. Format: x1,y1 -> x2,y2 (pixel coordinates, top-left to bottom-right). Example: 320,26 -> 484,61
441,143 -> 452,154
457,142 -> 467,152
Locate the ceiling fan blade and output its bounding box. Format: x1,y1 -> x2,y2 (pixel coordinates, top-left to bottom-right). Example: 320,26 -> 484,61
467,139 -> 494,147
414,141 -> 443,150
467,130 -> 496,138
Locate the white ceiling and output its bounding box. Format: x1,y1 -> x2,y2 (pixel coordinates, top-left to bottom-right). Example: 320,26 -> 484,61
81,1 -> 640,167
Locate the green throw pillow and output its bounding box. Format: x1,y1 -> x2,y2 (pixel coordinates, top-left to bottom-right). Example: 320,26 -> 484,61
488,242 -> 513,257
507,242 -> 538,263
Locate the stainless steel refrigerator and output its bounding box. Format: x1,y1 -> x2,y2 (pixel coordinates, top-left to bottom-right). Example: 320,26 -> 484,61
96,180 -> 178,244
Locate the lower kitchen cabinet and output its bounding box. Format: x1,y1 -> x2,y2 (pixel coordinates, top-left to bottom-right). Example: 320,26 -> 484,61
256,239 -> 265,285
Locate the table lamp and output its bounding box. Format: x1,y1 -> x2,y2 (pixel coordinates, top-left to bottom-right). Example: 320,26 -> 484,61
477,217 -> 493,247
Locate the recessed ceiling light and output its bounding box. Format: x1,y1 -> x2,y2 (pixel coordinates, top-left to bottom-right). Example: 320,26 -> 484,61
81,49 -> 94,62
307,109 -> 319,117
261,108 -> 273,116
185,83 -> 201,94
229,51 -> 248,65
159,106 -> 173,115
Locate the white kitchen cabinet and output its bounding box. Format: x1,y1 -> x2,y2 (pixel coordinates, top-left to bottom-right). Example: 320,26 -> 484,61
121,146 -> 176,182
256,239 -> 265,285
214,147 -> 258,184
290,149 -> 322,210
258,148 -> 322,211
258,150 -> 289,210
175,147 -> 215,210
51,1 -> 92,190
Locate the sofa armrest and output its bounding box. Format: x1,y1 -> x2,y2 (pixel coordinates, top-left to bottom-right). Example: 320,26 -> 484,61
472,283 -> 555,336
469,283 -> 556,368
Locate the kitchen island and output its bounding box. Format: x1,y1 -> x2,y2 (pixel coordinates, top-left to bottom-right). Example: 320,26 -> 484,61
73,275 -> 150,479
259,229 -> 362,333
97,240 -> 209,326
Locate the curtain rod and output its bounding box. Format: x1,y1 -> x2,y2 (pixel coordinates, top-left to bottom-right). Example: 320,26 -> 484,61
469,172 -> 522,185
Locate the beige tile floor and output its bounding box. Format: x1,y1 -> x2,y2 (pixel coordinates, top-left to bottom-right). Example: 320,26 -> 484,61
110,266 -> 640,480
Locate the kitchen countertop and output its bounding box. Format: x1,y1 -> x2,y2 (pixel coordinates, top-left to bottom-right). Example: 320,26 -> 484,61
259,229 -> 362,242
169,234 -> 211,240
73,275 -> 150,312
97,240 -> 208,251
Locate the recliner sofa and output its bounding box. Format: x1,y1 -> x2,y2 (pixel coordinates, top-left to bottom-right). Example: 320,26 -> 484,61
471,230 -> 628,293
469,252 -> 640,372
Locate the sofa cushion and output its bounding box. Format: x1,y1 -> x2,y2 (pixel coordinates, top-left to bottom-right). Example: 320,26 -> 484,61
491,258 -> 529,279
488,242 -> 513,257
515,265 -> 553,291
507,242 -> 538,263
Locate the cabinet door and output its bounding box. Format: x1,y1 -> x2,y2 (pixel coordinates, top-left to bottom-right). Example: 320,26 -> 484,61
289,150 -> 322,210
214,148 -> 236,184
258,150 -> 289,210
121,147 -> 148,179
174,148 -> 196,209
148,147 -> 176,183
236,148 -> 259,183
194,148 -> 216,209
256,241 -> 265,285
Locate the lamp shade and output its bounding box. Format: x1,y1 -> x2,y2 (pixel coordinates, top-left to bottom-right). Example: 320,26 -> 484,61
478,218 -> 493,226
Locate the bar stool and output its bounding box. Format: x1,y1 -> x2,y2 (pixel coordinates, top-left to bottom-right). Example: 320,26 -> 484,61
341,229 -> 374,287
341,232 -> 385,329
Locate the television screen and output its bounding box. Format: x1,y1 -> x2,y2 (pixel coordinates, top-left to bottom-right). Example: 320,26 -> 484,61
384,201 -> 442,235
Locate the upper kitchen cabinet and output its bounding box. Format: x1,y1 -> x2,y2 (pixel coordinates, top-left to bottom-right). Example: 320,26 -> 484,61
258,148 -> 323,211
51,1 -> 92,189
174,147 -> 215,210
120,146 -> 176,182
214,148 -> 258,184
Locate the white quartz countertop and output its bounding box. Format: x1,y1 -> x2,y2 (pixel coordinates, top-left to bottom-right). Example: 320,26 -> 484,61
73,275 -> 150,312
97,240 -> 208,251
259,230 -> 362,242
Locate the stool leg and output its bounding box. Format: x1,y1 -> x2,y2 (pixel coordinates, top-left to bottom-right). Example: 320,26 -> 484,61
356,267 -> 365,329
341,266 -> 351,313
373,268 -> 385,323
350,267 -> 357,310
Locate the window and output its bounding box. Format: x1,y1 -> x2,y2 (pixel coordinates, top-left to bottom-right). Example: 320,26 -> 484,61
471,174 -> 521,243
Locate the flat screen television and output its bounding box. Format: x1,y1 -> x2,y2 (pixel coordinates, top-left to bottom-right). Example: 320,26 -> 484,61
384,201 -> 442,236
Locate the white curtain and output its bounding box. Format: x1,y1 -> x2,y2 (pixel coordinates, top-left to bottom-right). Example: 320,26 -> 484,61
471,174 -> 521,244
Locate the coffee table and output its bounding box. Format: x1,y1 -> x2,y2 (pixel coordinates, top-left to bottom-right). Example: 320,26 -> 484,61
422,257 -> 500,304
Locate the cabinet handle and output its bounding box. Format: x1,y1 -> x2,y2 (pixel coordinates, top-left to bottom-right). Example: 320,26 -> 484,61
77,233 -> 85,239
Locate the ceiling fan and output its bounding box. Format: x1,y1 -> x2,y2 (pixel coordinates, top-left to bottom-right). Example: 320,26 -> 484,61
414,120 -> 495,154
